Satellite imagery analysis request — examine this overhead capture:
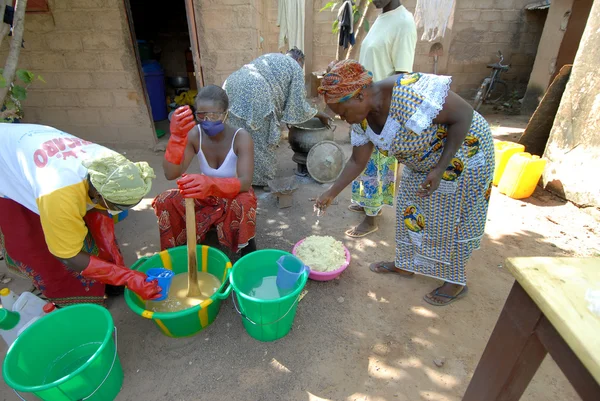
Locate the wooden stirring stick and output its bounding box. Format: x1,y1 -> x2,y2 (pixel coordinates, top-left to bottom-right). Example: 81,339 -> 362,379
185,198 -> 202,297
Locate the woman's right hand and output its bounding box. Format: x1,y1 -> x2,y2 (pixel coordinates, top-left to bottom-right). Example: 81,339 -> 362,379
315,189 -> 335,215
166,106 -> 196,165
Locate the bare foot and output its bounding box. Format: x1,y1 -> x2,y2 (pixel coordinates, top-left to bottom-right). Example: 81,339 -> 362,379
423,282 -> 468,306
369,261 -> 415,277
345,216 -> 378,238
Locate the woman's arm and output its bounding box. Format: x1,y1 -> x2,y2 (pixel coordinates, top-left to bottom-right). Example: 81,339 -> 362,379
418,91 -> 473,197
163,126 -> 199,181
234,129 -> 254,192
316,142 -> 373,210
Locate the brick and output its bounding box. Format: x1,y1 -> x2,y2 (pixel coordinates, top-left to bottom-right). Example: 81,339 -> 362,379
99,53 -> 126,71
210,30 -> 255,51
117,126 -> 156,144
92,72 -> 135,89
22,91 -> 46,107
46,35 -> 82,51
480,11 -> 502,22
30,108 -> 70,126
214,52 -> 238,71
100,108 -> 149,126
67,109 -> 101,125
235,6 -> 258,28
202,10 -> 236,30
44,92 -> 79,107
458,0 -> 476,8
33,73 -> 60,89
53,11 -> 93,30
64,52 -> 100,70
481,32 -> 496,43
459,10 -> 481,22
22,34 -> 47,51
112,91 -> 143,107
496,0 -> 516,10
502,10 -> 522,22
68,0 -> 105,9
237,51 -> 255,66
27,53 -> 66,70
58,73 -> 94,89
474,0 -> 495,9
447,64 -> 465,74
82,32 -> 124,50
78,90 -> 113,107
25,14 -> 56,33
491,22 -> 512,33
89,10 -> 124,31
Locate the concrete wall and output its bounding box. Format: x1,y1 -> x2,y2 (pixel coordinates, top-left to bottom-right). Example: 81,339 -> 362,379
521,0 -> 573,112
542,0 -> 600,207
193,0 -> 262,86
0,0 -> 156,147
260,0 -> 546,99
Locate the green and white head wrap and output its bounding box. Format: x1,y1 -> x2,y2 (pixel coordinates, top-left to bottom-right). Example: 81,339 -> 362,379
84,152 -> 155,206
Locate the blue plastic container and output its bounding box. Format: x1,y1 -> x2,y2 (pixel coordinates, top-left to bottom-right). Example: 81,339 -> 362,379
142,61 -> 167,121
276,255 -> 309,290
145,268 -> 174,301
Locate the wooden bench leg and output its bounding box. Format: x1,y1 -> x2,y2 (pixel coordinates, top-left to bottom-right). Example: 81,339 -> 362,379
462,282 -> 548,401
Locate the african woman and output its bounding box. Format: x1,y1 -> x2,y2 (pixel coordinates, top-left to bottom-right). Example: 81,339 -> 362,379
316,60 -> 494,306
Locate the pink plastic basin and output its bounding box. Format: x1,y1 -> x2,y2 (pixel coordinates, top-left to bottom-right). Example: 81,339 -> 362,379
292,239 -> 351,281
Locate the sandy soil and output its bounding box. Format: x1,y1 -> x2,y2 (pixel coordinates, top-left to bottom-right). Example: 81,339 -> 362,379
1,113 -> 598,401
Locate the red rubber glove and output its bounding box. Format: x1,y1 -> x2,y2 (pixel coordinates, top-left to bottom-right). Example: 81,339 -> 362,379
177,174 -> 241,199
165,106 -> 196,165
81,255 -> 162,300
84,211 -> 124,266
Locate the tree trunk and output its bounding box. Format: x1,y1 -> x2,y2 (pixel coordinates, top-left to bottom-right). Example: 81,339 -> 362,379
0,0 -> 27,109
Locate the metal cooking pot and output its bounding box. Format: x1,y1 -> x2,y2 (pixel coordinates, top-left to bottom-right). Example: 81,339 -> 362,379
288,118 -> 336,154
168,76 -> 190,89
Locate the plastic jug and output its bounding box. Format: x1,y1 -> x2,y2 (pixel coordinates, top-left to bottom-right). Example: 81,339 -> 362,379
17,303 -> 56,336
493,141 -> 525,186
145,268 -> 174,301
498,152 -> 547,199
276,255 -> 309,290
1,288 -> 18,311
0,308 -> 22,346
12,292 -> 47,327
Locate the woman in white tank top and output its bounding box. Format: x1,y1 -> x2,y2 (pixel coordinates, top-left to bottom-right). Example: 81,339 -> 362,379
153,85 -> 257,255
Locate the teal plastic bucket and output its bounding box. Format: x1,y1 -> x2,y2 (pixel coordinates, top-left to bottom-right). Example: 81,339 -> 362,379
2,304 -> 123,401
230,250 -> 308,342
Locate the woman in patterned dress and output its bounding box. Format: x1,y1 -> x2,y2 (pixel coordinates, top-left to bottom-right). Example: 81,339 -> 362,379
223,48 -> 332,186
316,60 -> 494,306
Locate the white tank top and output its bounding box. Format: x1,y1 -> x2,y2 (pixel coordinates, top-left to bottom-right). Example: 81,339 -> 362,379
196,126 -> 241,178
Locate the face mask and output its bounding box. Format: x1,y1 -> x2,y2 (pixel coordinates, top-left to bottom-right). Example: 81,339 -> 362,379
200,120 -> 225,137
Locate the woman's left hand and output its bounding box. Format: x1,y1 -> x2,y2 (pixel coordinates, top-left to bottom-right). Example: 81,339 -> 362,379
417,167 -> 443,197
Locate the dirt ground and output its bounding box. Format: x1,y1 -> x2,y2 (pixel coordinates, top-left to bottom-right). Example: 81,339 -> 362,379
1,112 -> 598,401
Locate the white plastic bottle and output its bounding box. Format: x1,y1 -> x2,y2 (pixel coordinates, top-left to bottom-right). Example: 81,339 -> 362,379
17,303 -> 56,336
12,292 -> 47,326
0,288 -> 18,311
0,308 -> 22,346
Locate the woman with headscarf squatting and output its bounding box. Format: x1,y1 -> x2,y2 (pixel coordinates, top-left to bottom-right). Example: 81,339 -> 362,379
0,124 -> 160,306
316,60 -> 494,306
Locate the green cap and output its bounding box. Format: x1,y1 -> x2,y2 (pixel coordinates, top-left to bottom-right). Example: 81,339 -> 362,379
0,309 -> 20,330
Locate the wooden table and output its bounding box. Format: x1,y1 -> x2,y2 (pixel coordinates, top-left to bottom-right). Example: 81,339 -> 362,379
462,257 -> 600,401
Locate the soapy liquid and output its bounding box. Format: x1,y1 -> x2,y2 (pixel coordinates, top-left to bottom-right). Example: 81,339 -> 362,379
146,272 -> 221,313
244,276 -> 293,300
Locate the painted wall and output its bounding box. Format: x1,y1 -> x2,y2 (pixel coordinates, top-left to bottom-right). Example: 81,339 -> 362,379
542,0 -> 600,207
0,0 -> 156,147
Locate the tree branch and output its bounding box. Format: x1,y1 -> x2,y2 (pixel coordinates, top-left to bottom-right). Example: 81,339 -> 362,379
0,0 -> 27,108
345,1 -> 374,60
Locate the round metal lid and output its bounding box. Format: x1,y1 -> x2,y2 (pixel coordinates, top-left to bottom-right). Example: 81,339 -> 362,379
307,140 -> 346,183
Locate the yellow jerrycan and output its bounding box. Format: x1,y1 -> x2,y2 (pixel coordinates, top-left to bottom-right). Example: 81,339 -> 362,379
498,152 -> 547,199
493,141 -> 525,186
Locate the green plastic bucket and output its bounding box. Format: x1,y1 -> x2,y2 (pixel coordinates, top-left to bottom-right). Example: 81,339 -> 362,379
125,245 -> 232,338
2,304 -> 122,401
230,250 -> 308,342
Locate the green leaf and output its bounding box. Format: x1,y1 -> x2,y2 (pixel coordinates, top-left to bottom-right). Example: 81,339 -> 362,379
353,10 -> 361,24
319,1 -> 337,12
16,69 -> 35,84
37,75 -> 46,83
0,74 -> 6,88
332,19 -> 339,34
11,85 -> 27,101
4,98 -> 16,110
364,19 -> 371,33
